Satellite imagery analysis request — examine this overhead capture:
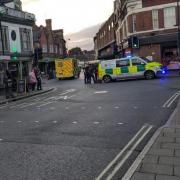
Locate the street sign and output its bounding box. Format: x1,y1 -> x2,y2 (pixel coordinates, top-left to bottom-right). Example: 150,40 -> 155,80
0,55 -> 11,60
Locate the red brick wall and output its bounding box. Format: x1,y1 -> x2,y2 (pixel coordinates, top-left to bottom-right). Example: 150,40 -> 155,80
142,0 -> 177,7
136,11 -> 153,31
133,44 -> 161,61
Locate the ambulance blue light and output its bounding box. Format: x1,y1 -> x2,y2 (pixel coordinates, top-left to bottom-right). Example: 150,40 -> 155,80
127,55 -> 132,58
162,70 -> 166,74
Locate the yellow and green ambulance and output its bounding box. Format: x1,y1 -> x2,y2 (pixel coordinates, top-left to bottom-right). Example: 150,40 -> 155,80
98,57 -> 165,83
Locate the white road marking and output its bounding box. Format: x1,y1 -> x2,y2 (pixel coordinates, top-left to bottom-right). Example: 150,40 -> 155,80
117,123 -> 124,125
94,122 -> 100,124
53,121 -> 57,123
65,107 -> 69,110
133,106 -> 138,109
50,107 -> 55,110
94,91 -> 108,94
34,121 -> 39,123
10,103 -> 28,109
95,125 -> 152,180
0,121 -> 4,123
17,121 -> 22,123
0,139 -> 3,141
115,106 -> 119,109
106,125 -> 153,180
163,91 -> 180,108
36,101 -> 53,108
0,105 -> 7,109
98,106 -> 102,109
19,102 -> 37,109
72,121 -> 77,124
59,89 -> 76,96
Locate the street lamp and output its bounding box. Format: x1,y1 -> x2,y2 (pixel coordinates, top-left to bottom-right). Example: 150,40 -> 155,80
177,0 -> 180,59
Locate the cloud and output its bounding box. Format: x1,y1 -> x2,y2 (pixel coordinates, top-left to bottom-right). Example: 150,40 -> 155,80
65,24 -> 101,50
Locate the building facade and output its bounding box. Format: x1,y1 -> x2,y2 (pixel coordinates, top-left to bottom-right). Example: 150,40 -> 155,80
115,0 -> 180,63
33,19 -> 66,77
94,14 -> 117,60
0,0 -> 35,88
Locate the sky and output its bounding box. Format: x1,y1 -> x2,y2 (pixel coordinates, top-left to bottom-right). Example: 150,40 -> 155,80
21,0 -> 114,35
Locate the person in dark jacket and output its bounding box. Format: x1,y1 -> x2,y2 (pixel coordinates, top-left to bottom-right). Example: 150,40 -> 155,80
34,67 -> 42,90
84,66 -> 89,84
3,70 -> 14,99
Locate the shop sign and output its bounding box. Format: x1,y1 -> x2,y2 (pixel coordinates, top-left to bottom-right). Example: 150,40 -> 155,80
0,55 -> 11,61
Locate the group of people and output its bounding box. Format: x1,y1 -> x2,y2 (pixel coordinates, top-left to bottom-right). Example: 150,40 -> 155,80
84,64 -> 98,84
3,66 -> 42,99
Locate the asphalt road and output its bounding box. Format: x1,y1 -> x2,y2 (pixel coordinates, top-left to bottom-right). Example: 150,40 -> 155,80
0,76 -> 180,180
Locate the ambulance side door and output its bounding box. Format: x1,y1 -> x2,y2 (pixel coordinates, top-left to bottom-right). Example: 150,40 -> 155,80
130,57 -> 146,77
116,58 -> 131,79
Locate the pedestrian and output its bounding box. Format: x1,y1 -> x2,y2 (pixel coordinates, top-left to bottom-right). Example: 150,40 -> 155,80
3,70 -> 14,99
34,67 -> 42,90
29,69 -> 37,91
88,65 -> 96,84
94,66 -> 98,83
84,66 -> 89,84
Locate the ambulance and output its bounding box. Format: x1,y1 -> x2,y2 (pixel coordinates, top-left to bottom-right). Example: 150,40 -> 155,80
55,58 -> 79,79
98,56 -> 165,83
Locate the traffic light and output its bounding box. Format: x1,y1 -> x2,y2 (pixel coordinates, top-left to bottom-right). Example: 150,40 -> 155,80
12,47 -> 18,60
132,36 -> 139,49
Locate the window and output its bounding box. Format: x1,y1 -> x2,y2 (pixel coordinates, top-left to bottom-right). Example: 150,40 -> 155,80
42,44 -> 47,53
132,14 -> 136,32
131,58 -> 144,66
164,7 -> 176,28
20,28 -> 31,51
0,26 -> 9,51
152,9 -> 159,29
116,59 -> 130,67
50,44 -> 54,53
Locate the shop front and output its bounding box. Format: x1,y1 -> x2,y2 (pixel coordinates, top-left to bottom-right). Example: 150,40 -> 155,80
39,57 -> 55,79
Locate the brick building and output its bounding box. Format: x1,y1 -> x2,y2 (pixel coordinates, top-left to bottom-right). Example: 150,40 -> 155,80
33,19 -> 66,77
94,14 -> 116,59
115,0 -> 180,64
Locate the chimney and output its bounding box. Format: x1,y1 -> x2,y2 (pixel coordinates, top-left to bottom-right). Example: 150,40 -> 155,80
46,19 -> 52,30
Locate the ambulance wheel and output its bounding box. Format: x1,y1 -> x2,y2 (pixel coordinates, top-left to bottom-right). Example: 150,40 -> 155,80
103,75 -> 112,83
145,71 -> 155,80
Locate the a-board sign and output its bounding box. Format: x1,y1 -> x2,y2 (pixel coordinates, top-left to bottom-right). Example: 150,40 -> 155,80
18,79 -> 26,94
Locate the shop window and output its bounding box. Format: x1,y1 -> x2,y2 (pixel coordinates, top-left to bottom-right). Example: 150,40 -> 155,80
20,28 -> 32,51
164,7 -> 176,28
0,26 -> 9,52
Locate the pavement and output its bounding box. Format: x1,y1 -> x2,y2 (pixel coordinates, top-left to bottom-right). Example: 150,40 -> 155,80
123,99 -> 180,180
0,79 -> 54,105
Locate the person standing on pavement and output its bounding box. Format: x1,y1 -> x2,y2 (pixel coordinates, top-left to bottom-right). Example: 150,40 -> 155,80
3,70 -> 14,99
88,65 -> 96,84
34,67 -> 42,90
29,68 -> 37,91
84,66 -> 89,84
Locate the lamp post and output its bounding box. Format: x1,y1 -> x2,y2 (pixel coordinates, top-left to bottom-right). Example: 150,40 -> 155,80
177,0 -> 180,59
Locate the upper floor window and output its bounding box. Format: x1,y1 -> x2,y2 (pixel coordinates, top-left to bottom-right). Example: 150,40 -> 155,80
164,7 -> 176,28
0,26 -> 9,52
152,9 -> 159,29
20,28 -> 31,51
42,44 -> 47,53
50,44 -> 54,53
132,14 -> 136,32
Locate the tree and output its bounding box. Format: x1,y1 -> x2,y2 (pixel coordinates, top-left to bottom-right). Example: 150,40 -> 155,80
68,47 -> 83,57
